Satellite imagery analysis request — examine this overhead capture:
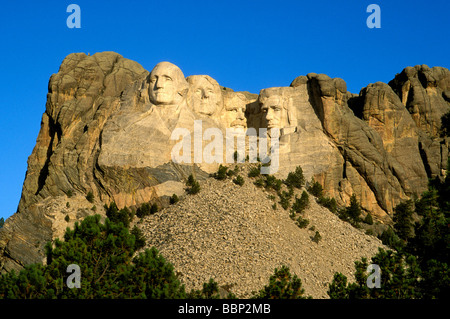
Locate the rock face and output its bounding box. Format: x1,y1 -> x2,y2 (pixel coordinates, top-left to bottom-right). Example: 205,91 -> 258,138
0,52 -> 449,276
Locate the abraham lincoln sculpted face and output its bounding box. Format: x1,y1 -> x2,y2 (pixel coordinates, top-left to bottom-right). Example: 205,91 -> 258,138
259,87 -> 296,129
148,62 -> 188,106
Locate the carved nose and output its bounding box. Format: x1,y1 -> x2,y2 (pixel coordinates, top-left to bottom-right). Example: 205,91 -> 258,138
155,78 -> 165,88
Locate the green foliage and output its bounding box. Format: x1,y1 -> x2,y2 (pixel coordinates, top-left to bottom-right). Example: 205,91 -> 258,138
233,175 -> 245,186
317,196 -> 337,214
64,215 -> 70,223
305,177 -> 338,213
284,166 -> 305,189
105,202 -> 133,228
379,227 -> 405,251
131,225 -> 146,251
187,174 -> 196,187
248,165 -> 261,178
328,249 -> 422,299
186,174 -> 200,195
338,194 -> 362,225
296,216 -> 310,229
306,178 -> 323,197
227,165 -> 239,177
187,278 -> 222,299
169,194 -> 179,205
253,175 -> 282,192
278,190 -> 292,210
215,164 -> 228,180
66,190 -> 73,198
311,231 -> 322,244
327,273 -> 349,299
420,259 -> 450,298
291,191 -> 309,214
393,200 -> 414,241
264,175 -> 282,192
0,212 -> 189,299
363,212 -> 374,225
254,178 -> 265,188
330,166 -> 450,299
0,217 -> 4,229
253,265 -> 309,299
136,202 -> 158,218
409,186 -> 449,264
86,191 -> 94,203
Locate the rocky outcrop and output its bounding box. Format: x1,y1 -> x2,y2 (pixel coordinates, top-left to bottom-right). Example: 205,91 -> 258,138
388,65 -> 450,177
1,52 -> 149,272
0,52 -> 449,274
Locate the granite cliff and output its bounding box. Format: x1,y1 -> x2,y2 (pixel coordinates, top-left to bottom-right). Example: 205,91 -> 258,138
0,52 -> 448,278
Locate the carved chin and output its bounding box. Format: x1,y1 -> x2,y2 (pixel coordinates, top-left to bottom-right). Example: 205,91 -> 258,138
151,93 -> 174,105
195,104 -> 214,115
231,121 -> 247,129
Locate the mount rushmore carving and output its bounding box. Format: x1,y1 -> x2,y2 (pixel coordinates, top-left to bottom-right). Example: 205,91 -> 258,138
0,51 -> 449,273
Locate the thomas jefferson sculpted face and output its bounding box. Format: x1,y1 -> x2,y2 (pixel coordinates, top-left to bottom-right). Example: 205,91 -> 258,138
187,75 -> 223,116
148,62 -> 188,106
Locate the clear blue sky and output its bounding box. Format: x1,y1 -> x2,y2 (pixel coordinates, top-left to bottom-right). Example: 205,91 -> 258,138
1,0 -> 449,220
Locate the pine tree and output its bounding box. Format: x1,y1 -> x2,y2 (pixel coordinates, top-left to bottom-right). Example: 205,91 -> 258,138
186,174 -> 200,194
253,265 -> 309,299
291,191 -> 309,214
393,200 -> 414,241
339,194 -> 362,225
86,191 -> 94,203
306,177 -> 323,197
284,166 -> 305,189
0,211 -> 187,299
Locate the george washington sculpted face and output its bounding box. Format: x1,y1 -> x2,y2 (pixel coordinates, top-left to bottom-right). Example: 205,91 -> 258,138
148,62 -> 188,106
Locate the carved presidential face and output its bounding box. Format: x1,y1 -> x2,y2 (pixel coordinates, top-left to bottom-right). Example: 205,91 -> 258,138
258,88 -> 297,130
148,62 -> 188,106
223,93 -> 247,129
187,75 -> 223,116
